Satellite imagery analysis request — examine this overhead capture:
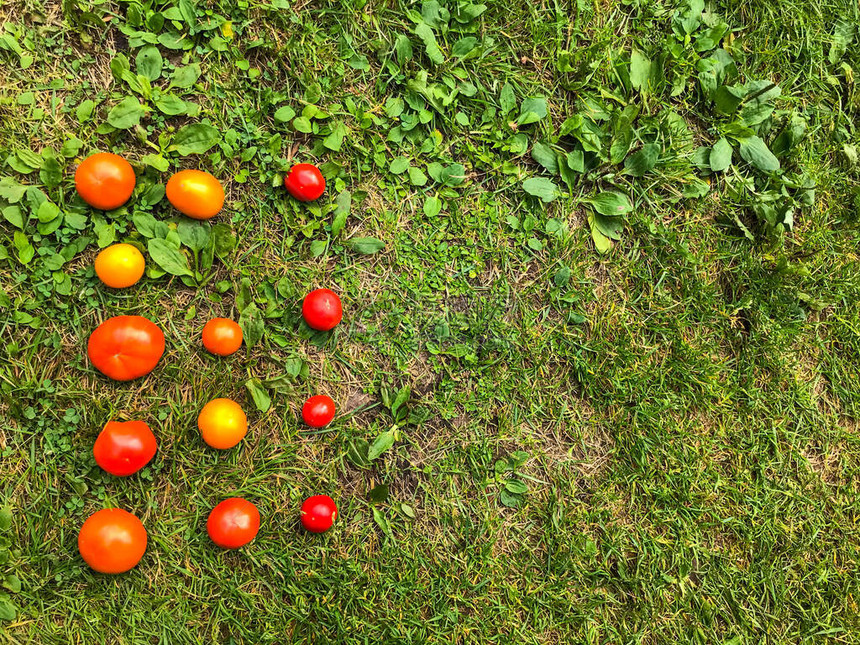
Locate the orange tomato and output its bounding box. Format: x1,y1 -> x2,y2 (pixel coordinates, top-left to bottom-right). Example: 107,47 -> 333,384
202,318 -> 243,356
94,243 -> 145,288
198,398 -> 247,449
166,169 -> 224,220
78,508 -> 147,574
75,152 -> 136,211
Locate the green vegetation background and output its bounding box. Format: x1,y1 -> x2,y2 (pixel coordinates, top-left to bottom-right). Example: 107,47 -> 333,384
0,0 -> 859,642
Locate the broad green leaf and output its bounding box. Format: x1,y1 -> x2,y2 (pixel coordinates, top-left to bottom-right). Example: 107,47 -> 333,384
630,50 -> 654,92
13,231 -> 34,264
212,223 -> 235,258
0,599 -> 15,621
2,206 -> 23,229
293,116 -> 313,133
76,99 -> 95,122
588,214 -> 612,254
3,575 -> 20,594
531,142 -> 558,174
424,195 -> 442,217
394,34 -> 413,65
331,190 -> 351,236
518,97 -> 548,125
153,93 -> 187,116
274,105 -> 296,123
415,23 -> 444,65
245,378 -> 272,413
0,507 -> 10,531
624,143 -> 659,176
368,428 -> 397,460
107,96 -> 145,129
408,166 -> 427,186
452,36 -> 477,58
739,136 -> 780,172
177,219 -> 210,252
585,191 -> 632,217
591,211 -> 624,240
522,177 -> 559,203
500,82 -> 516,114
829,19 -> 856,64
171,63 -> 201,88
239,303 -> 265,348
148,238 -> 192,275
323,121 -> 347,151
610,123 -> 634,164
136,45 -> 163,80
505,479 -> 528,495
713,85 -> 745,114
141,154 -> 170,172
390,157 -> 410,174
171,123 -> 221,155
709,138 -> 733,172
39,152 -> 62,188
37,201 -> 60,223
350,237 -> 385,254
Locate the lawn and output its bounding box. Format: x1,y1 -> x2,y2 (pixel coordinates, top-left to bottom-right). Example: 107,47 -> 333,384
1,0 -> 860,642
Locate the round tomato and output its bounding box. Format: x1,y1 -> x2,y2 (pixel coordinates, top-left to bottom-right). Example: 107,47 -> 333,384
302,395 -> 336,428
302,288 -> 342,331
300,495 -> 337,533
94,243 -> 145,288
93,420 -> 157,476
284,163 -> 325,202
166,169 -> 225,220
75,152 -> 136,211
202,318 -> 243,356
87,315 -> 165,381
78,508 -> 147,574
198,398 -> 248,449
207,498 -> 260,549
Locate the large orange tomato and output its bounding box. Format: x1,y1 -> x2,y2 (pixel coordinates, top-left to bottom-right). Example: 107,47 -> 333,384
198,398 -> 247,449
94,243 -> 145,288
78,508 -> 147,574
75,152 -> 136,210
166,169 -> 224,220
87,315 -> 165,381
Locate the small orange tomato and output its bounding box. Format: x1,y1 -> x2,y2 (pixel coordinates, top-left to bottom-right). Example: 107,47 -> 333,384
198,398 -> 247,449
166,169 -> 225,220
202,318 -> 243,356
94,243 -> 145,288
75,152 -> 136,210
78,508 -> 147,574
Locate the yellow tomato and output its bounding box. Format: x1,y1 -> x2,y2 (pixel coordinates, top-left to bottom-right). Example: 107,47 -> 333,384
94,243 -> 146,288
198,398 -> 247,449
166,169 -> 225,220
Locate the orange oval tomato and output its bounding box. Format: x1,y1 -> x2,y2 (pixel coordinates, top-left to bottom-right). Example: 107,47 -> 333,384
87,315 -> 165,381
202,318 -> 243,356
93,420 -> 157,477
78,508 -> 147,574
166,169 -> 224,220
94,243 -> 145,288
198,398 -> 247,449
207,498 -> 260,549
75,152 -> 136,210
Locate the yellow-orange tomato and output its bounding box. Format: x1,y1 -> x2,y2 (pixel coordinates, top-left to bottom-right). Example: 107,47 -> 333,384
202,318 -> 243,356
166,169 -> 224,220
94,243 -> 145,288
198,398 -> 247,449
75,152 -> 136,211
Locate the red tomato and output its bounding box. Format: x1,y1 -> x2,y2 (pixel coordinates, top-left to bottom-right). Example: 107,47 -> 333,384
93,420 -> 157,476
300,495 -> 337,533
87,315 -> 165,381
202,318 -> 243,356
75,152 -> 136,210
284,163 -> 325,202
302,288 -> 342,331
302,395 -> 336,428
207,498 -> 260,549
78,508 -> 147,574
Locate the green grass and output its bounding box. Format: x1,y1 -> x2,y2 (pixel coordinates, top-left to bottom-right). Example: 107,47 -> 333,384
1,0 -> 860,642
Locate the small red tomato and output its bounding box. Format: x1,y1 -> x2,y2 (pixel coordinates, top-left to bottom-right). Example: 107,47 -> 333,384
302,395 -> 336,428
87,315 -> 165,381
284,163 -> 325,202
93,420 -> 157,477
302,288 -> 342,331
207,498 -> 260,549
78,508 -> 147,574
300,495 -> 337,533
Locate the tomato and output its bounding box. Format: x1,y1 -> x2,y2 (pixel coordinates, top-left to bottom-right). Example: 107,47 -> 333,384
93,420 -> 157,476
302,288 -> 342,331
94,243 -> 145,288
87,315 -> 165,381
207,498 -> 260,549
302,395 -> 336,428
166,169 -> 225,220
202,318 -> 243,356
78,508 -> 147,574
300,495 -> 337,533
75,152 -> 136,211
284,163 -> 325,202
198,398 -> 248,449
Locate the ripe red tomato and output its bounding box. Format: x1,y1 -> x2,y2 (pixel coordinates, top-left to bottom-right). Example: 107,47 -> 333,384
207,498 -> 260,549
75,152 -> 136,210
202,318 -> 243,356
166,169 -> 225,220
284,163 -> 325,202
300,495 -> 337,533
302,288 -> 342,331
78,508 -> 147,574
93,420 -> 157,476
302,395 -> 336,428
87,315 -> 165,381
